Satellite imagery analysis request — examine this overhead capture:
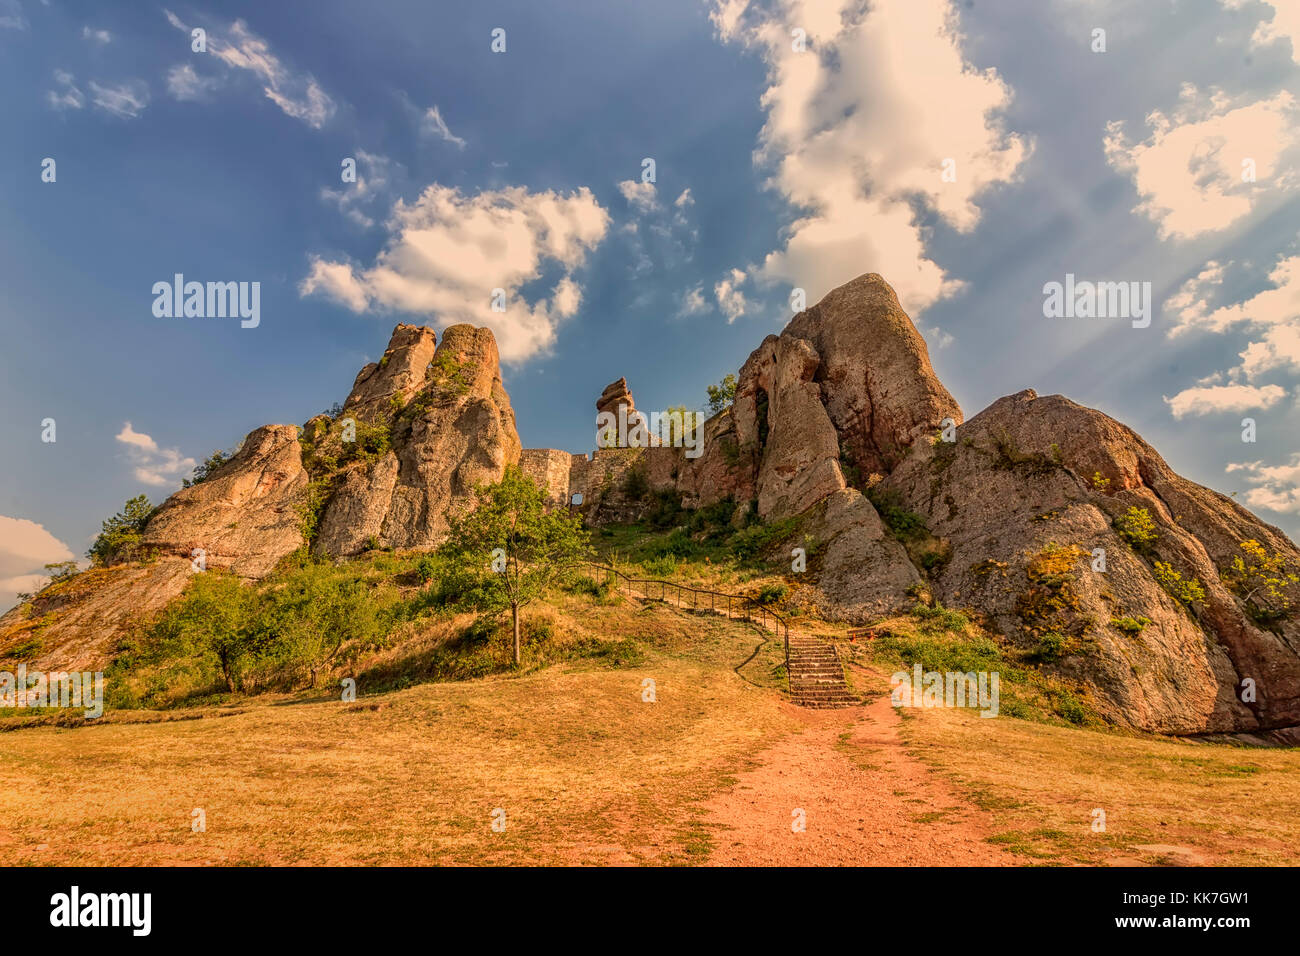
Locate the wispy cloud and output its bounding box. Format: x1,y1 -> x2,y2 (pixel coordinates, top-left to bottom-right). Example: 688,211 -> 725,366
82,25 -> 112,45
421,104 -> 466,148
45,70 -> 85,111
163,10 -> 335,128
88,79 -> 149,119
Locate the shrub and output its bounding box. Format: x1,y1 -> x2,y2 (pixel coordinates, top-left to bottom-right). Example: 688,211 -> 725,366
620,466 -> 650,501
415,554 -> 439,584
1110,616 -> 1152,635
1220,539 -> 1299,622
1152,561 -> 1205,607
1114,506 -> 1158,550
183,449 -> 232,488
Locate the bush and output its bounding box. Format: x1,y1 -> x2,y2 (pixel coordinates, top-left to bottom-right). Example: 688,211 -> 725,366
1220,539 -> 1299,622
1110,615 -> 1151,635
1152,561 -> 1205,607
1114,506 -> 1158,550
621,466 -> 650,501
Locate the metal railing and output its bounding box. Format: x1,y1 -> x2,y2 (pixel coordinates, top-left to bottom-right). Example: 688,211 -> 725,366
579,561 -> 790,670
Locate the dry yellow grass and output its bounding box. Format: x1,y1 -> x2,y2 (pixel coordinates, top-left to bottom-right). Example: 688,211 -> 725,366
0,600 -> 794,866
896,702 -> 1300,865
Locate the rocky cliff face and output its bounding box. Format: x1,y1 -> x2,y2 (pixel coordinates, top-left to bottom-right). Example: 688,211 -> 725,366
312,324 -> 520,554
3,272 -> 1297,737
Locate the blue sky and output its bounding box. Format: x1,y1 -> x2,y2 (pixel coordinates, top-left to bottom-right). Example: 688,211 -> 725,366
2,0 -> 1299,608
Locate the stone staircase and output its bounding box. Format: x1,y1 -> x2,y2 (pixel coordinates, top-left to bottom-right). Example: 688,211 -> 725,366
787,635 -> 858,708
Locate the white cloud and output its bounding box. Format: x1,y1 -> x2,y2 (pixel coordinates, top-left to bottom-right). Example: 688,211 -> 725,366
678,284 -> 709,316
1227,453 -> 1300,513
714,268 -> 748,323
421,104 -> 466,148
115,423 -> 195,486
1164,382 -> 1286,417
923,325 -> 954,349
88,79 -> 149,119
618,180 -> 658,214
674,189 -> 694,208
0,516 -> 76,612
166,63 -> 221,101
45,70 -> 85,111
82,25 -> 112,44
1104,85 -> 1300,240
710,0 -> 1028,316
300,184 -> 610,362
320,150 -> 397,229
164,11 -> 335,128
1224,0 -> 1300,64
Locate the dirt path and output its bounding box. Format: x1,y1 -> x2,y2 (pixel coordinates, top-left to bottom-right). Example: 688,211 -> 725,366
701,690 -> 1016,866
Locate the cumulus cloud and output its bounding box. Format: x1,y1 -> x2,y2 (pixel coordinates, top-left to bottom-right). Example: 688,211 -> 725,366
709,0 -> 1028,318
618,180 -> 658,215
82,25 -> 112,44
1227,454 -> 1300,513
1104,85 -> 1300,240
116,423 -> 196,487
300,184 -> 610,362
0,516 -> 76,612
1224,0 -> 1300,64
1164,253 -> 1300,399
1164,382 -> 1286,417
714,268 -> 748,323
164,11 -> 335,127
88,79 -> 149,118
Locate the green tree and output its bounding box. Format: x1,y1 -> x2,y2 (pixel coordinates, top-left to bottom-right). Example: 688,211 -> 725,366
441,466 -> 592,665
87,495 -> 154,566
183,449 -> 232,487
148,570 -> 257,692
706,373 -> 737,416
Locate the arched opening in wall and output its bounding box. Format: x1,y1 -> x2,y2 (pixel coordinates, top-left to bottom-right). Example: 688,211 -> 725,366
755,386 -> 770,450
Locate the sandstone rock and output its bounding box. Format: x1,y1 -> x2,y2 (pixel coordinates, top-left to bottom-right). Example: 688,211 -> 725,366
737,334 -> 847,519
596,377 -> 636,419
785,273 -> 961,477
143,423 -> 309,578
0,560 -> 193,673
314,323 -> 521,554
342,324 -> 439,424
880,389 -> 1300,734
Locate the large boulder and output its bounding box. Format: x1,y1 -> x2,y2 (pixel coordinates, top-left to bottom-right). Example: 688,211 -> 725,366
314,324 -> 521,554
880,389 -> 1300,734
143,424 -> 309,577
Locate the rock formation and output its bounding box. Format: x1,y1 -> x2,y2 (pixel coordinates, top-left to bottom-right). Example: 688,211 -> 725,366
3,271 -> 1298,739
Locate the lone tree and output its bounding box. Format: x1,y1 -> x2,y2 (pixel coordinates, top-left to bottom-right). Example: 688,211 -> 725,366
441,465 -> 591,665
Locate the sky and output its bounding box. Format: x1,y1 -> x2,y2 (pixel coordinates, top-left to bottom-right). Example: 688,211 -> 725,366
2,0 -> 1299,610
